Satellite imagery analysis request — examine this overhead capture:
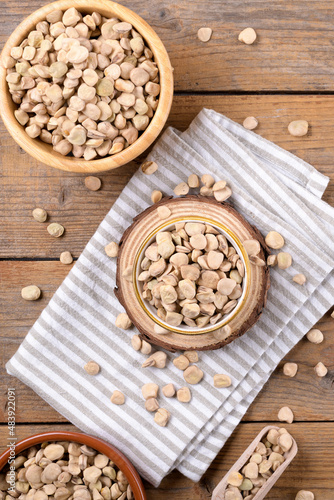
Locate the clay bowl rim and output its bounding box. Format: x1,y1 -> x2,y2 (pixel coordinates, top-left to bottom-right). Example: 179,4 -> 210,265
133,216 -> 251,335
0,431 -> 146,500
0,0 -> 174,173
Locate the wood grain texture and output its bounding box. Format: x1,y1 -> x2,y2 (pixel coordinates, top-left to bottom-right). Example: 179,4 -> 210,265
0,0 -> 173,173
2,94 -> 334,258
1,262 -> 333,423
2,0 -> 334,92
0,423 -> 333,499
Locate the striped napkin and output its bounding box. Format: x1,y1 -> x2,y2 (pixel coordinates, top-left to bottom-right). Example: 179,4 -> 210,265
7,109 -> 334,487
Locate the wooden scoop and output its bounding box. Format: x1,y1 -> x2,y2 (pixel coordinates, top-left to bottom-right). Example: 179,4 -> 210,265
212,425 -> 298,500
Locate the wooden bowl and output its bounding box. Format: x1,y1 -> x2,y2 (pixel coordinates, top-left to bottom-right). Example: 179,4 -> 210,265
0,0 -> 173,173
0,431 -> 146,500
211,425 -> 298,500
115,196 -> 270,352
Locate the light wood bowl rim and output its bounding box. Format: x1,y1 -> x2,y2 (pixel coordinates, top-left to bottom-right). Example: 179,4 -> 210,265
0,0 -> 174,173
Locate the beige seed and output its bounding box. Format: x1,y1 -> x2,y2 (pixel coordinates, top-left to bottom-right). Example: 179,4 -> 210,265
84,361 -> 100,375
295,491 -> 314,500
105,242 -> 119,258
214,324 -> 232,341
142,383 -> 158,400
283,362 -> 298,377
238,27 -> 257,44
174,182 -> 190,196
157,206 -> 171,219
201,174 -> 215,187
265,231 -> 285,249
141,340 -> 152,355
212,180 -> 227,192
110,390 -> 125,405
44,443 -> 65,461
21,285 -> 41,301
154,408 -> 170,427
293,273 -> 306,285
173,355 -> 190,370
197,27 -> 212,42
243,116 -> 258,130
217,278 -> 237,296
249,255 -> 266,267
278,432 -> 293,452
177,387 -> 192,403
145,398 -> 159,412
32,207 -> 47,222
142,351 -> 167,369
151,190 -> 162,203
60,251 -> 73,265
188,174 -> 200,188
47,223 -> 64,237
288,120 -> 309,137
277,252 -> 292,269
306,328 -> 323,344
214,186 -> 232,202
267,254 -> 277,266
190,234 -> 207,250
85,176 -> 101,191
185,222 -> 206,236
141,161 -> 158,175
122,265 -> 133,282
213,374 -> 232,388
183,365 -> 204,384
162,383 -> 175,398
184,351 -> 199,363
227,471 -> 243,487
314,361 -> 328,377
115,313 -> 132,330
131,334 -> 142,351
243,239 -> 260,256
278,406 -> 294,424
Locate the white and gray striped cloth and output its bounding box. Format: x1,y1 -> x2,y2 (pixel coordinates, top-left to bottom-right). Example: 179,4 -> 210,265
7,109 -> 334,487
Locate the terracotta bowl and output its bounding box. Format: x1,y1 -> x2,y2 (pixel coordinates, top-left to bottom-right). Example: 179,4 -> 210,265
0,431 -> 146,500
0,0 -> 173,173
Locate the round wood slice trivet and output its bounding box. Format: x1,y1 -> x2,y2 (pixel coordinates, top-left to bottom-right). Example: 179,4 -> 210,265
115,195 -> 270,352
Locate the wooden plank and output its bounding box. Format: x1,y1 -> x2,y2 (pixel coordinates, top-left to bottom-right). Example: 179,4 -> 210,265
0,422 -> 333,499
2,1 -> 334,91
1,94 -> 334,258
1,262 -> 333,423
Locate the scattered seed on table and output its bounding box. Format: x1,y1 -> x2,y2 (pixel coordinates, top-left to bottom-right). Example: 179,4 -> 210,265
306,328 -> 323,344
140,339 -> 152,355
293,273 -> 306,285
243,116 -> 258,130
188,174 -> 200,188
142,383 -> 159,400
314,362 -> 327,377
145,398 -> 159,412
105,241 -> 119,258
238,27 -> 257,44
267,254 -> 277,266
110,390 -> 125,405
295,492 -> 314,500
213,374 -> 232,388
174,182 -> 189,196
277,406 -> 294,424
265,231 -> 285,249
47,222 -> 64,237
21,285 -> 41,301
177,387 -> 192,403
288,120 -> 309,137
60,251 -> 73,264
162,383 -> 175,398
151,190 -> 162,203
115,312 -> 132,330
184,351 -> 199,363
201,174 -> 215,187
154,408 -> 170,427
283,362 -> 298,377
32,207 -> 47,222
85,176 -> 101,191
84,361 -> 100,375
277,252 -> 292,269
141,161 -> 158,175
183,365 -> 204,384
197,27 -> 212,42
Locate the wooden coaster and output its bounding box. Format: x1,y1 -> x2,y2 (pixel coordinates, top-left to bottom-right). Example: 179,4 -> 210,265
115,196 -> 270,352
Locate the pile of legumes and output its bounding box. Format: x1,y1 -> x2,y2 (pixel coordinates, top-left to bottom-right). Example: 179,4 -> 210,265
0,441 -> 133,500
139,221 -> 245,328
225,428 -> 294,500
4,8 -> 160,160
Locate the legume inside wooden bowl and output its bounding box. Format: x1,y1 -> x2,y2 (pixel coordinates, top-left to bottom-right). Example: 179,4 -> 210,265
0,0 -> 173,173
115,196 -> 270,352
0,431 -> 146,500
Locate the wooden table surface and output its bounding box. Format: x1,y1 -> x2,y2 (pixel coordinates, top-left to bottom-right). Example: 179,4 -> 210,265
1,1 -> 334,498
